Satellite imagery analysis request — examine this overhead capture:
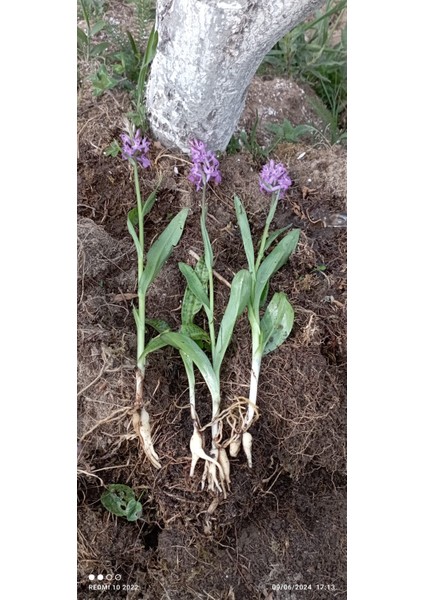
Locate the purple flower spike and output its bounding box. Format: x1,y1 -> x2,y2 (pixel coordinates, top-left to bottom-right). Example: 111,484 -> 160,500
188,139 -> 222,191
121,129 -> 151,168
259,160 -> 292,199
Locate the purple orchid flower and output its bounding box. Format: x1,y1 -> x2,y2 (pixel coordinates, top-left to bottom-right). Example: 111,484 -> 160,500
121,129 -> 151,168
259,160 -> 292,199
188,139 -> 222,191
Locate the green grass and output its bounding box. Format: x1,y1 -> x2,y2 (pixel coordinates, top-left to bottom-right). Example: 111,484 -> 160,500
260,0 -> 347,143
77,0 -> 156,130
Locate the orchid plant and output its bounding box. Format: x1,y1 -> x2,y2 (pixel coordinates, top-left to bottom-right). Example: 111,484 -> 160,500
120,120 -> 188,469
142,140 -> 251,496
231,160 -> 300,467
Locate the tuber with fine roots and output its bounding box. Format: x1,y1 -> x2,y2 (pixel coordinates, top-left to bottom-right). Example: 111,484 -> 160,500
189,427 -> 224,481
229,438 -> 241,458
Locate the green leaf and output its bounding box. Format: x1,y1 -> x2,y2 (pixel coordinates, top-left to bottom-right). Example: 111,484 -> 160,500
143,28 -> 158,68
180,351 -> 195,393
179,263 -> 211,315
127,209 -> 142,257
91,20 -> 106,35
234,195 -> 255,274
214,270 -> 251,375
181,255 -> 208,325
80,0 -> 90,28
104,139 -> 121,157
142,332 -> 219,400
264,225 -> 293,251
126,30 -> 140,61
180,323 -> 210,344
146,318 -> 171,333
100,484 -> 135,518
141,190 -> 157,218
91,42 -> 109,57
261,293 -> 294,355
137,28 -> 158,106
91,65 -> 120,96
259,280 -> 269,308
254,229 -> 300,311
128,206 -> 138,227
139,208 -> 189,295
77,27 -> 88,46
125,499 -> 143,522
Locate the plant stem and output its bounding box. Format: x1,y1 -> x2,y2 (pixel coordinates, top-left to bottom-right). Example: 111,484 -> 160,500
201,184 -> 215,354
133,162 -> 145,373
254,192 -> 279,271
245,308 -> 262,428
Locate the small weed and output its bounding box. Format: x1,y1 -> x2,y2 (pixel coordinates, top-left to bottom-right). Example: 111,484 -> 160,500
260,0 -> 347,141
77,0 -> 108,60
78,0 -> 157,130
266,119 -> 317,144
313,264 -> 327,273
226,135 -> 242,156
100,484 -> 143,522
238,111 -> 271,161
235,112 -> 322,162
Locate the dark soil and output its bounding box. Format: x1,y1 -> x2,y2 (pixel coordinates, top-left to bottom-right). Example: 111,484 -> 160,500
77,67 -> 346,599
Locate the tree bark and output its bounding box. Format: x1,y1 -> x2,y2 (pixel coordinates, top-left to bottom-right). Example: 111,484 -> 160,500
146,0 -> 323,152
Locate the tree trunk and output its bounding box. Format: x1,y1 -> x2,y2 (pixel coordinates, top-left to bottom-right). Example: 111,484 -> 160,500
146,0 -> 323,153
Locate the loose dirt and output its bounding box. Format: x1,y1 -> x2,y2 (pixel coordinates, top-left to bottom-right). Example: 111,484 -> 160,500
77,64 -> 346,599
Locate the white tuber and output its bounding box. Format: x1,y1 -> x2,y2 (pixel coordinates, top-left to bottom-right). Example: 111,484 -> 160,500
134,408 -> 162,470
242,431 -> 253,468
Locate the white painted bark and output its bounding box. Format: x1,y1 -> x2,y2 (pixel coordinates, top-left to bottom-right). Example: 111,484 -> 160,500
146,0 -> 323,152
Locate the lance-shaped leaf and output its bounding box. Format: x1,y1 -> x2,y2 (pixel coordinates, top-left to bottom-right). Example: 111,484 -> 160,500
137,28 -> 158,104
77,27 -> 88,46
142,28 -> 158,68
139,208 -> 189,295
142,331 -> 219,400
253,229 -> 300,311
179,262 -> 211,316
234,195 -> 255,274
264,224 -> 293,252
261,292 -> 294,356
213,270 -> 251,375
181,255 -> 208,325
145,318 -> 171,334
141,189 -> 157,218
180,323 -> 210,344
